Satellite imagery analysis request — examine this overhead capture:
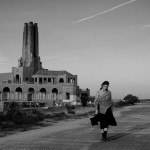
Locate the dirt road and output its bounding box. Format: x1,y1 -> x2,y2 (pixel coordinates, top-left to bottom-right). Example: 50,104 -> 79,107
0,103 -> 150,150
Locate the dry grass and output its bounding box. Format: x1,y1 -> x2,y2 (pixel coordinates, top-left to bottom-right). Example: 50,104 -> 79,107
0,106 -> 95,137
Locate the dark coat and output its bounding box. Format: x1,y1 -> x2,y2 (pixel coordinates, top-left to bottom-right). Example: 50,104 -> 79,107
90,107 -> 117,128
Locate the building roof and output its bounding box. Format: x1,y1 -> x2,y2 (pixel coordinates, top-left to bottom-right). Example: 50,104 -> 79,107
0,73 -> 12,83
34,69 -> 75,77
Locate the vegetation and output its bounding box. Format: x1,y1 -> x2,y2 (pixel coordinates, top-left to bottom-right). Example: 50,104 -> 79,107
123,94 -> 139,105
0,93 -> 140,128
0,104 -> 45,125
88,96 -> 95,103
81,96 -> 88,107
65,104 -> 75,114
113,100 -> 127,107
114,94 -> 139,107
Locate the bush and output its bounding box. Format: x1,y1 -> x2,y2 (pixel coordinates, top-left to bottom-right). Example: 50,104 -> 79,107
9,102 -> 21,110
114,100 -> 126,107
65,104 -> 75,114
81,97 -> 88,107
123,94 -> 139,105
2,108 -> 45,124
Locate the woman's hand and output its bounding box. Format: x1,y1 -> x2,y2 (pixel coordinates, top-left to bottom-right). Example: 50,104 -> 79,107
95,109 -> 98,114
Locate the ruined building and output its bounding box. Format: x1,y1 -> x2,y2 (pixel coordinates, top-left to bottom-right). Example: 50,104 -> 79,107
0,22 -> 90,109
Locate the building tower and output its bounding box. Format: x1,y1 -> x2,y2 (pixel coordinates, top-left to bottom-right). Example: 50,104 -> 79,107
13,22 -> 43,83
22,22 -> 42,71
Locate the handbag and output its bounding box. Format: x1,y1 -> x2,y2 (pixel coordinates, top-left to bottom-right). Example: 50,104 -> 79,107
90,115 -> 98,126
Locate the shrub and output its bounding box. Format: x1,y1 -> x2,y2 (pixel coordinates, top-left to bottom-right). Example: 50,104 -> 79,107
65,104 -> 75,114
2,108 -> 45,124
9,102 -> 21,110
123,94 -> 139,105
114,100 -> 126,107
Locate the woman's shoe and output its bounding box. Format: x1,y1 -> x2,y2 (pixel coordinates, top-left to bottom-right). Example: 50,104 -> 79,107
101,133 -> 105,141
103,131 -> 107,141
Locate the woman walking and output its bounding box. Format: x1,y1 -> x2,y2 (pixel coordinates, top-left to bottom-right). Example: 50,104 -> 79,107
94,81 -> 117,141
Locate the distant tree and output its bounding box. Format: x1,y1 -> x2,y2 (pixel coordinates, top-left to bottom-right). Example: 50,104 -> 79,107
123,94 -> 139,105
81,94 -> 88,107
88,96 -> 95,103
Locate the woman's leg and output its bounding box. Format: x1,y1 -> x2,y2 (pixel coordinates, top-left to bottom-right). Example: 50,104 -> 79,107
99,113 -> 108,141
101,129 -> 105,141
103,128 -> 108,141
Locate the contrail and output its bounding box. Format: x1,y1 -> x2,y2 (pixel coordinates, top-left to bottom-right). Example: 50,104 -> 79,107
142,24 -> 150,28
72,0 -> 137,24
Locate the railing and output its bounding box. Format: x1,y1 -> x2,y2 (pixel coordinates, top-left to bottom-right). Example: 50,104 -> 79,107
1,81 -> 76,85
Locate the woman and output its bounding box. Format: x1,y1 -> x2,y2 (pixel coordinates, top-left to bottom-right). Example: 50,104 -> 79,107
94,81 -> 117,141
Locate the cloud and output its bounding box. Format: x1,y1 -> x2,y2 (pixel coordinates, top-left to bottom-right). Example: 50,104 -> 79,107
72,0 -> 137,24
141,24 -> 150,28
137,24 -> 150,31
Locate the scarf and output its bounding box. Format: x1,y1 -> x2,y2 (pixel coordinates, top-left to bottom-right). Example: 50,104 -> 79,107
94,90 -> 113,114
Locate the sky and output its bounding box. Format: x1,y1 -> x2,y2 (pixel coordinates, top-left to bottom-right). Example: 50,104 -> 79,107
0,0 -> 150,99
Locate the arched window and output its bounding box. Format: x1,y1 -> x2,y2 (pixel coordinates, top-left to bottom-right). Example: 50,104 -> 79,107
52,88 -> 58,99
3,87 -> 10,101
40,88 -> 46,100
52,88 -> 58,94
15,74 -> 21,84
15,87 -> 22,100
40,88 -> 46,93
27,88 -> 35,101
28,88 -> 34,93
59,78 -> 64,83
15,87 -> 22,93
3,87 -> 10,93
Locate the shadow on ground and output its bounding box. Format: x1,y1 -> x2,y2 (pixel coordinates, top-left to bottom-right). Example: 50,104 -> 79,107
107,123 -> 150,141
90,123 -> 150,150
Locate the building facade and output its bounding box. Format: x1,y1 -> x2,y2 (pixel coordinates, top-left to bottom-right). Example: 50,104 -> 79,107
0,22 -> 89,109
